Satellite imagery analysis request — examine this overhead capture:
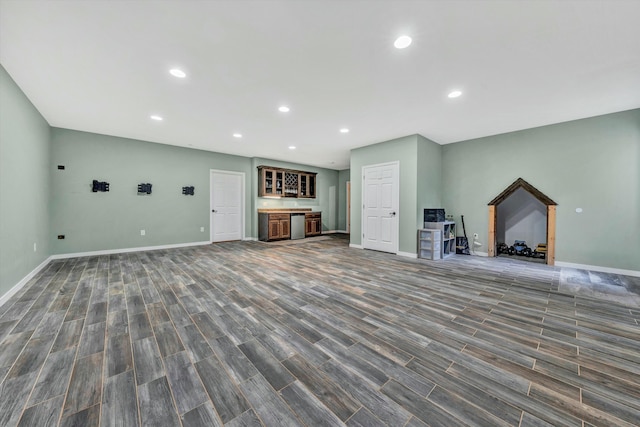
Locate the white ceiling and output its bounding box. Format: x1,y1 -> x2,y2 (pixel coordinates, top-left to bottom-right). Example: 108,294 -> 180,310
1,0 -> 639,170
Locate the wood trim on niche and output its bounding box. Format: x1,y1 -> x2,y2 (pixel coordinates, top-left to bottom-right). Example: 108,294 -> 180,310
547,205 -> 556,266
488,205 -> 496,257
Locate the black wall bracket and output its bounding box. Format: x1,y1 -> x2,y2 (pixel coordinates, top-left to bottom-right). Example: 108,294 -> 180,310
92,180 -> 110,192
137,183 -> 152,194
182,186 -> 195,196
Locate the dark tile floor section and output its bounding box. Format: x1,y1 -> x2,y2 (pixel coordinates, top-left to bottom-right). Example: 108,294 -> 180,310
0,235 -> 638,426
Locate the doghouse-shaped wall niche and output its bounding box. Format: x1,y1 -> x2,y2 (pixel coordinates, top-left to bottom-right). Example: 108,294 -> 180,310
488,178 -> 557,265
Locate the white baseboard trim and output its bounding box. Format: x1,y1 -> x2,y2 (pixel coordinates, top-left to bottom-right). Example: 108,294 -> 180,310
243,237 -> 258,241
50,241 -> 211,260
347,243 -> 414,257
555,261 -> 640,278
397,251 -> 417,259
323,230 -> 349,234
0,256 -> 53,308
472,251 -> 489,257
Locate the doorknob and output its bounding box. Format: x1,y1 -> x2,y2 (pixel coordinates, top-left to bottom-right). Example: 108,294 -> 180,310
212,209 -> 217,213
390,211 -> 396,216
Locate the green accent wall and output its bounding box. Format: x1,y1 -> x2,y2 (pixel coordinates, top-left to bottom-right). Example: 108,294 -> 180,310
442,109 -> 640,271
50,128 -> 253,254
250,158 -> 339,236
0,65 -> 51,295
337,169 -> 350,232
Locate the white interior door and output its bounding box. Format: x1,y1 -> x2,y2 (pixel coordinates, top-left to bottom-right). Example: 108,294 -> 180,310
362,162 -> 399,253
210,170 -> 244,242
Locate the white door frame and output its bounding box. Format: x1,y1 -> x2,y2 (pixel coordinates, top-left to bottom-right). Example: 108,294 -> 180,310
346,181 -> 351,234
210,169 -> 245,242
361,161 -> 400,254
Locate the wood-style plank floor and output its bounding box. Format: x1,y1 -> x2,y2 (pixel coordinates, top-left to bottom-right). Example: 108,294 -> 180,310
1,235 -> 638,427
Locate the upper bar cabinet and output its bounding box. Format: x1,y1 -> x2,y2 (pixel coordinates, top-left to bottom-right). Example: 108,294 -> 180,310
258,166 -> 316,198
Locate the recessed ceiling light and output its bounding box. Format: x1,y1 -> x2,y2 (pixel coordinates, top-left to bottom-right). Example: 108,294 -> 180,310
340,128 -> 349,133
448,90 -> 462,98
169,68 -> 186,78
233,133 -> 242,138
394,35 -> 412,49
288,146 -> 296,150
279,106 -> 290,113
150,115 -> 163,121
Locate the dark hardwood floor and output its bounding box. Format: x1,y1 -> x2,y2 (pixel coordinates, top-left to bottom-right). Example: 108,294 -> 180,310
1,235 -> 638,426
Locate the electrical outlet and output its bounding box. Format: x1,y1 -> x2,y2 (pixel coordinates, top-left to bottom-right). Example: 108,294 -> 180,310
200,227 -> 204,232
473,233 -> 479,239
140,229 -> 145,236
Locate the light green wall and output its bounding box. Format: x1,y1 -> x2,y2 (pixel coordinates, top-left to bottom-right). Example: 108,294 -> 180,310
0,65 -> 51,295
442,109 -> 640,271
250,158 -> 339,235
337,169 -> 350,232
50,128 -> 253,254
416,135 -> 443,229
350,135 -> 419,253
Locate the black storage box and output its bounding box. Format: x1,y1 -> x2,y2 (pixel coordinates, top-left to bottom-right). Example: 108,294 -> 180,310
424,208 -> 445,223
